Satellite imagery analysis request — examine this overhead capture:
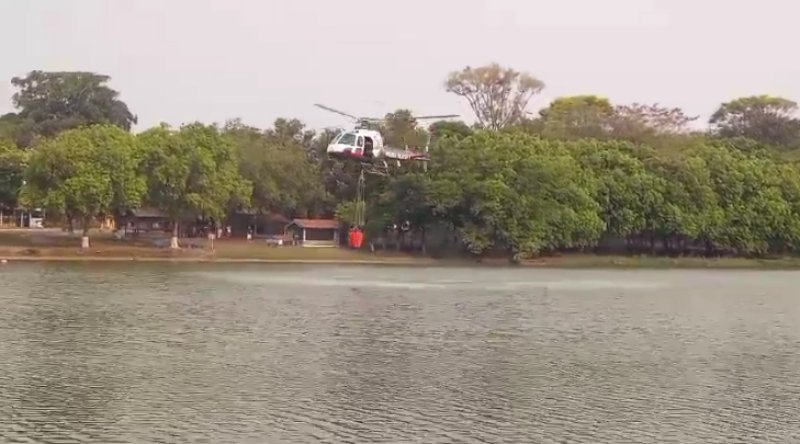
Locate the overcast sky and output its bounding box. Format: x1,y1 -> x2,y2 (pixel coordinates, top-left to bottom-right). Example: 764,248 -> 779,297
0,0 -> 797,132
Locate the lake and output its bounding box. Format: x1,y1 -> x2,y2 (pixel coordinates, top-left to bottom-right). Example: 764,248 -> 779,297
1,263 -> 799,443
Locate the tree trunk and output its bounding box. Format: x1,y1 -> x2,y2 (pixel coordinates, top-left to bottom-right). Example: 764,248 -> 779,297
421,226 -> 427,255
171,220 -> 180,249
81,217 -> 90,249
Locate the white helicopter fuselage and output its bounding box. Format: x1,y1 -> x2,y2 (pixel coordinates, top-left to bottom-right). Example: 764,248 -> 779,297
326,129 -> 384,160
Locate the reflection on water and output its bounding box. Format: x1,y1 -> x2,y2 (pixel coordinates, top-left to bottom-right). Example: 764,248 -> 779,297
1,263 -> 799,443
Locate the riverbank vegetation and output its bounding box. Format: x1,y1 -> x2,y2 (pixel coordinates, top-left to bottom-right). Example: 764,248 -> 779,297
3,66 -> 800,263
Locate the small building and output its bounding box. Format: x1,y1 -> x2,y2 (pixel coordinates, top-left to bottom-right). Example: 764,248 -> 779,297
229,210 -> 290,238
285,218 -> 340,247
122,208 -> 170,235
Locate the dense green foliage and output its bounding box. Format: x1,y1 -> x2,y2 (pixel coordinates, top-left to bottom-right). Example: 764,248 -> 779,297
138,123 -> 252,241
0,141 -> 28,211
224,120 -> 322,216
420,133 -> 800,259
21,125 -> 145,241
8,71 -> 137,146
8,66 -> 800,258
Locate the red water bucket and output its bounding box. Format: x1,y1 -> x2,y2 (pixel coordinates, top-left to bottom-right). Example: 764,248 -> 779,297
351,228 -> 364,249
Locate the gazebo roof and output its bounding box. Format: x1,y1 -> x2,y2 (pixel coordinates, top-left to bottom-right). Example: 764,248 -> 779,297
287,218 -> 339,230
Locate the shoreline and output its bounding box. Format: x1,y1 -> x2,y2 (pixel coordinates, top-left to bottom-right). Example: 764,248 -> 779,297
3,253 -> 800,269
2,230 -> 800,269
0,255 -> 433,265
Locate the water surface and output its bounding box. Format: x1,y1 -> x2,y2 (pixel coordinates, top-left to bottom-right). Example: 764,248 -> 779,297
1,263 -> 799,443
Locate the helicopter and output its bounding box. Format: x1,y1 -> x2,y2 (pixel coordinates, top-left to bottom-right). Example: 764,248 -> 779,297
314,103 -> 458,172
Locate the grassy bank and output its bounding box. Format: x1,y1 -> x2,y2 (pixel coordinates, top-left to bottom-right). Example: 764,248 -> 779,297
0,228 -> 431,264
2,229 -> 800,269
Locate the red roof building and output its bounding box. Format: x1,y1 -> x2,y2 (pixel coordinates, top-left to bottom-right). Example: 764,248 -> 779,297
289,219 -> 341,230
285,218 -> 341,247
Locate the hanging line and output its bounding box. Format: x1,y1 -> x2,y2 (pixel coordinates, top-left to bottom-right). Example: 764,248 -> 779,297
354,169 -> 366,228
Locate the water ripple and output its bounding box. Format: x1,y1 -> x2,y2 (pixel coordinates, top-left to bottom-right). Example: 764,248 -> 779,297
0,263 -> 799,443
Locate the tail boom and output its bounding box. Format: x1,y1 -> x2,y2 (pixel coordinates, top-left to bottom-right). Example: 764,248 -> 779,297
382,147 -> 429,162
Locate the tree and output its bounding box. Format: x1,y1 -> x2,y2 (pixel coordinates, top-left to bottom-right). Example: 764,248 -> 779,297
709,95 -> 800,148
611,103 -> 697,139
266,117 -> 315,147
445,63 -> 544,130
0,113 -> 36,148
380,109 -> 428,148
138,123 -> 251,249
21,125 -> 145,247
11,71 -> 137,140
370,173 -> 435,252
537,95 -> 615,139
426,130 -> 603,260
0,142 -> 28,212
428,120 -> 473,143
225,120 -> 323,217
307,127 -> 340,164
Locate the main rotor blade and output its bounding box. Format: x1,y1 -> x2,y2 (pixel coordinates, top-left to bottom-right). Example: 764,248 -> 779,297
413,114 -> 460,120
314,104 -> 358,120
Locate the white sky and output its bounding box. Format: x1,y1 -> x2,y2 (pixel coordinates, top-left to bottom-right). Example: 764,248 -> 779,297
0,0 -> 797,132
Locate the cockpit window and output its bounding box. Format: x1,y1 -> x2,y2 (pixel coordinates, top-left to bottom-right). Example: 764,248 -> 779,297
336,133 -> 356,145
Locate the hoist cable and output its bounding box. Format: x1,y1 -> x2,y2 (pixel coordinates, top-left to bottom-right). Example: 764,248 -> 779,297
354,169 -> 366,227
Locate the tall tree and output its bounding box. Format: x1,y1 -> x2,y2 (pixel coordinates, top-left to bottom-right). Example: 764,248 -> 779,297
21,125 -> 145,248
307,127 -> 340,164
138,123 -> 251,249
611,103 -> 696,137
225,121 -> 323,217
0,142 -> 28,211
445,63 -> 544,130
428,120 -> 473,143
11,71 -> 136,141
537,95 -> 615,139
266,117 -> 315,147
380,109 -> 428,148
0,113 -> 36,148
709,95 -> 800,148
